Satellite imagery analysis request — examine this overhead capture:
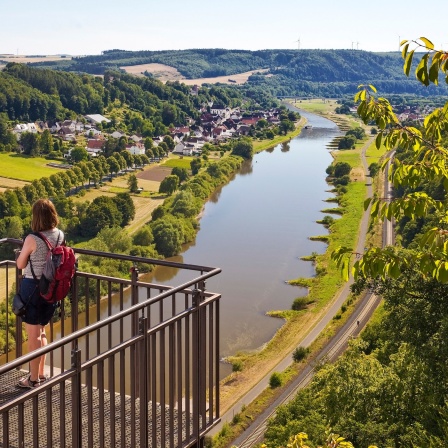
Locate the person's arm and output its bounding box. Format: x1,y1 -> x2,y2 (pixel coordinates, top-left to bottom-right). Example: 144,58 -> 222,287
16,235 -> 37,270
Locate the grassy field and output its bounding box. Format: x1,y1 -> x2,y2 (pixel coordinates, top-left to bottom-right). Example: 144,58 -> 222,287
0,153 -> 65,181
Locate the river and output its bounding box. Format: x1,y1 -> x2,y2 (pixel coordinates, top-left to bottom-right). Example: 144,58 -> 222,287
142,109 -> 341,363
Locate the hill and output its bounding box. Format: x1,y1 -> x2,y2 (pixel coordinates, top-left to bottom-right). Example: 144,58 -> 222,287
24,48 -> 448,97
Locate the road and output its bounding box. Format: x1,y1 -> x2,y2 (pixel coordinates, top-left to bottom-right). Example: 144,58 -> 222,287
210,138 -> 393,446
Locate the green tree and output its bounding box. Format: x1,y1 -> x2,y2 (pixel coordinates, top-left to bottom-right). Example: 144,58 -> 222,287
107,157 -> 121,180
39,129 -> 53,154
159,175 -> 179,195
337,135 -> 356,150
190,157 -> 202,175
151,216 -> 184,257
171,166 -> 189,183
333,162 -> 351,178
127,174 -> 139,193
113,192 -> 135,226
121,150 -> 134,169
20,132 -> 40,156
279,119 -> 295,135
144,137 -> 153,150
163,135 -> 175,151
132,225 -> 153,246
70,146 -> 89,163
80,196 -> 123,237
232,137 -> 254,159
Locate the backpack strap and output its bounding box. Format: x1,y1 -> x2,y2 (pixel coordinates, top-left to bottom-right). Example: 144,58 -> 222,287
28,231 -> 61,280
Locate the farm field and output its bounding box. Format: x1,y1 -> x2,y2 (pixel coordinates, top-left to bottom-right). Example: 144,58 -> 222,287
120,62 -> 269,86
0,177 -> 29,192
0,154 -> 65,181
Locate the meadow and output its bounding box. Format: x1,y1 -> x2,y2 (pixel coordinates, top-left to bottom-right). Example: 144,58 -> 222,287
0,153 -> 65,181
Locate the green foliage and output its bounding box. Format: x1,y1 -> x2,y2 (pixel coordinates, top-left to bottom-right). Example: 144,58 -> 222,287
292,346 -> 310,362
132,225 -> 153,246
368,162 -> 379,177
232,359 -> 243,372
292,297 -> 310,311
333,162 -> 351,178
269,372 -> 282,388
338,135 -> 356,150
79,196 -> 123,237
127,173 -> 139,193
232,138 -> 254,159
159,175 -> 179,195
171,166 -> 189,183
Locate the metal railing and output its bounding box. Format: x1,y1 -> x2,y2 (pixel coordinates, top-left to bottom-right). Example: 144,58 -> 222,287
0,238 -> 221,447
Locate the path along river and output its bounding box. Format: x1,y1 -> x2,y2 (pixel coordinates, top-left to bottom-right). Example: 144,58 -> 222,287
142,110 -> 342,371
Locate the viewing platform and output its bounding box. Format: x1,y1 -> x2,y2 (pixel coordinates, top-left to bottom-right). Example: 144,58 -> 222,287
0,238 -> 222,447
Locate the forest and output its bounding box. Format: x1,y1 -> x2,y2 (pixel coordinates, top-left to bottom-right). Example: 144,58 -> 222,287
21,48 -> 448,97
0,62 -> 278,124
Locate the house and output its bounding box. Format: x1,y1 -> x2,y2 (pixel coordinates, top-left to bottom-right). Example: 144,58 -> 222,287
61,120 -> 76,132
210,104 -> 230,119
84,128 -> 102,137
111,131 -> 125,139
13,123 -> 38,134
85,114 -> 111,125
236,124 -> 252,136
49,121 -> 61,133
173,142 -> 186,154
126,143 -> 145,156
129,134 -> 143,143
58,127 -> 76,141
85,139 -> 104,157
241,117 -> 258,126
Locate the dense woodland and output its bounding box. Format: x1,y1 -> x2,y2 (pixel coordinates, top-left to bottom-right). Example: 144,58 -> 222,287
0,62 -> 278,125
22,48 -> 448,97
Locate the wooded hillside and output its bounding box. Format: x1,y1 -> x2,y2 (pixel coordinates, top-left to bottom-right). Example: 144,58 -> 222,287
21,48 -> 448,97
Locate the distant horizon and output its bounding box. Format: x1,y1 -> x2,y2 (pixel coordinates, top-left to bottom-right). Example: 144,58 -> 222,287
1,0 -> 446,57
0,47 -> 406,58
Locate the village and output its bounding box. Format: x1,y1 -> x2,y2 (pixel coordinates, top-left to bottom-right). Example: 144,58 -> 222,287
10,101 -> 285,160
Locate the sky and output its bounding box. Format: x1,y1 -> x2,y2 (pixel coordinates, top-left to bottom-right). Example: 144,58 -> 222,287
1,0 -> 447,56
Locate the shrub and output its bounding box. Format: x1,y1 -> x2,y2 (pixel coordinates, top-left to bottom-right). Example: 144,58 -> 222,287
292,297 -> 309,311
292,346 -> 310,362
232,413 -> 242,425
333,175 -> 350,186
232,360 -> 243,372
269,372 -> 282,388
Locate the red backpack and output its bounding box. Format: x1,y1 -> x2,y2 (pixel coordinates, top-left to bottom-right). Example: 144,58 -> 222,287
30,231 -> 77,303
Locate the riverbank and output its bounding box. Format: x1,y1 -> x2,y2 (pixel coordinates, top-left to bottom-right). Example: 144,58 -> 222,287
211,103 -> 377,446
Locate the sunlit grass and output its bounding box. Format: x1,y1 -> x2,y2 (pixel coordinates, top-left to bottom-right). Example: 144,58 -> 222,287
161,156 -> 195,170
0,153 -> 65,181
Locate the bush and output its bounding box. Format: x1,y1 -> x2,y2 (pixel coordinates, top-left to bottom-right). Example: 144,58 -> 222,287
232,413 -> 242,425
292,346 -> 310,362
292,297 -> 309,311
269,372 -> 282,388
368,162 -> 380,177
333,175 -> 350,186
232,360 -> 243,372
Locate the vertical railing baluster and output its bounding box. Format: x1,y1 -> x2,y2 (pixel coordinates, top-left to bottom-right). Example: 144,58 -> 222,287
139,316 -> 148,448
71,347 -> 82,448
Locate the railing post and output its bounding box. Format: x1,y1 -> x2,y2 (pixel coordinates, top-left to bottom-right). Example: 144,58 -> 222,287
130,265 -> 141,402
192,280 -> 207,445
138,316 -> 148,448
14,251 -> 23,360
71,347 -> 82,448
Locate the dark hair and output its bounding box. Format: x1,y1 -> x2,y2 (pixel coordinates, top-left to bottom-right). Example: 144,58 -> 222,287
31,199 -> 59,232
